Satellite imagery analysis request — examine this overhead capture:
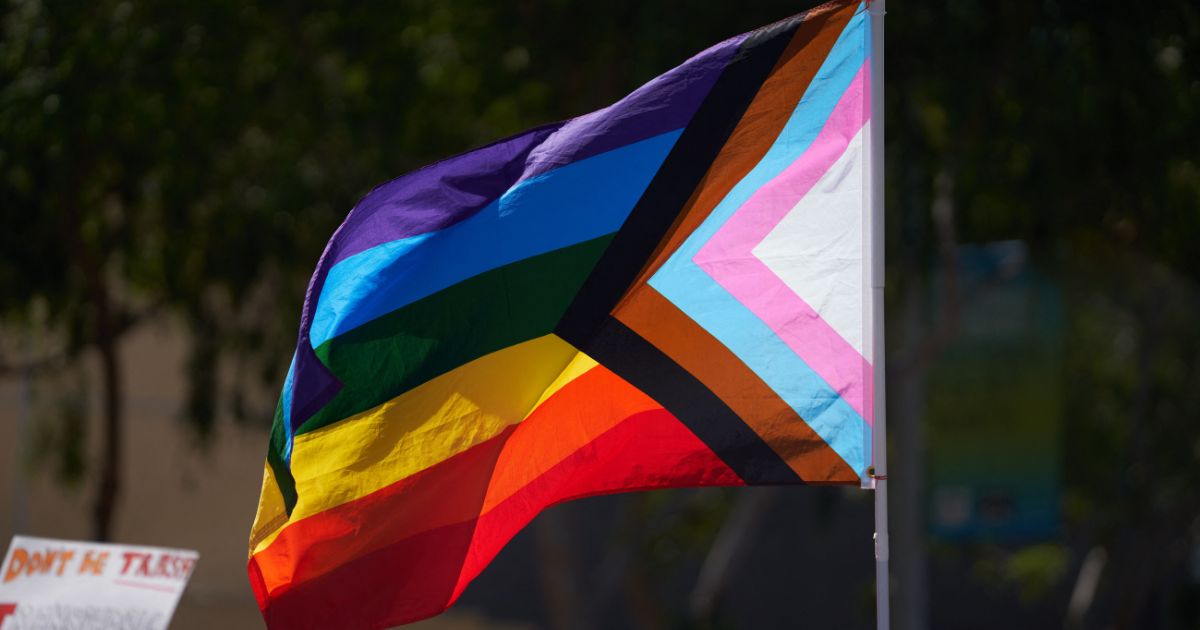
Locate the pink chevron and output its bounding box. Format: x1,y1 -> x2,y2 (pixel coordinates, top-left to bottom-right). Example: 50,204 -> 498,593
693,61 -> 873,424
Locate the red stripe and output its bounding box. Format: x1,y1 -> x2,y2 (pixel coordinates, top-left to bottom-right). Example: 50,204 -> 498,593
252,364 -> 633,599
452,407 -> 742,600
252,424 -> 517,600
255,408 -> 740,628
253,364 -> 652,599
259,519 -> 479,629
477,364 -> 666,513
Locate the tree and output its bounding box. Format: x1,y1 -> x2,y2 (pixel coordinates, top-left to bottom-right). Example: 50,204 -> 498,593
887,1 -> 1200,627
0,0 -> 805,542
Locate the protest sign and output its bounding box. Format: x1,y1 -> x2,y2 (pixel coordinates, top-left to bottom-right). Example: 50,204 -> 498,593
0,535 -> 197,630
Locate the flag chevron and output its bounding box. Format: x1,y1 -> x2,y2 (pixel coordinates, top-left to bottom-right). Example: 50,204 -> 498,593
646,7 -> 872,475
249,1 -> 876,627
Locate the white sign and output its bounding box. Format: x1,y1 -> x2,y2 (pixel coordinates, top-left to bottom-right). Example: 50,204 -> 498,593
0,535 -> 198,630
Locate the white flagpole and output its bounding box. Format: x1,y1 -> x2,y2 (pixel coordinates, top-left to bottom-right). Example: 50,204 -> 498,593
868,1 -> 889,630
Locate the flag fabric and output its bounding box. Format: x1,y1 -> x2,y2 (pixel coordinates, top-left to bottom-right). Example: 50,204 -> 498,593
248,0 -> 876,626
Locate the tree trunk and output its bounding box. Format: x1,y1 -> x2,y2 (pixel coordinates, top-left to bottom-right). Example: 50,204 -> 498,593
62,160 -> 125,542
90,280 -> 122,542
1112,304 -> 1160,630
892,169 -> 958,630
892,280 -> 930,630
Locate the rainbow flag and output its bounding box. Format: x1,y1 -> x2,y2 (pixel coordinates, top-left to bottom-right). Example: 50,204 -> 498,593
249,0 -> 877,626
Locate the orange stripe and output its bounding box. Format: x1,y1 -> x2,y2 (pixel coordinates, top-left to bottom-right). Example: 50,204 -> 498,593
455,407 -> 741,600
479,363 -> 666,513
253,363 -> 671,597
253,407 -> 740,629
252,424 -> 516,597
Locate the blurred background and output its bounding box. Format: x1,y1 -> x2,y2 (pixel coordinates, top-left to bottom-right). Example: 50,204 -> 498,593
1,0 -> 1198,628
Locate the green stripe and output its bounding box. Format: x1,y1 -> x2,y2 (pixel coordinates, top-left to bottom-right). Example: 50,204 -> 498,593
296,234 -> 613,437
270,235 -> 612,514
266,396 -> 298,512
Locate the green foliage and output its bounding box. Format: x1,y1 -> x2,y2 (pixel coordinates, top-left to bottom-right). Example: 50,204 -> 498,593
0,0 -> 807,432
0,0 -> 812,541
891,1 -> 1200,623
971,543 -> 1069,604
28,366 -> 89,489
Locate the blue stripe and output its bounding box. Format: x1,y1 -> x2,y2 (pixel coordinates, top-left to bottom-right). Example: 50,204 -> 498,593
309,129 -> 683,348
279,352 -> 297,463
649,9 -> 870,474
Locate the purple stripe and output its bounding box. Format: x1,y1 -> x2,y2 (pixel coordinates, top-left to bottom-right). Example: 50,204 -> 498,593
330,33 -> 746,267
327,124 -> 562,269
285,31 -> 749,436
519,32 -> 747,182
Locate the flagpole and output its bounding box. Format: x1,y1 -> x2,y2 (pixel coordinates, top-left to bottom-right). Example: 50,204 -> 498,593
868,1 -> 889,630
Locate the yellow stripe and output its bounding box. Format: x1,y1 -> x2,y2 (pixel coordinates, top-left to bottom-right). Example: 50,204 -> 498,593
247,462 -> 288,556
252,334 -> 578,554
525,351 -> 598,411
